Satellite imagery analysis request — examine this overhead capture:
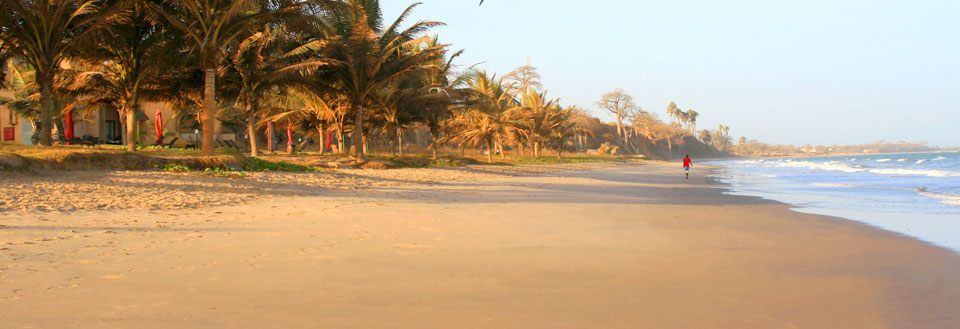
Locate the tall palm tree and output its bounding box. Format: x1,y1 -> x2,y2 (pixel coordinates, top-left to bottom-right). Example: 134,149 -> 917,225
147,0 -> 310,155
0,0 -> 124,146
322,0 -> 444,161
685,109 -> 699,135
417,36 -> 463,159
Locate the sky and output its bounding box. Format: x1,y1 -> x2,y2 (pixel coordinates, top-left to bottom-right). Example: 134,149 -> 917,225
381,0 -> 959,147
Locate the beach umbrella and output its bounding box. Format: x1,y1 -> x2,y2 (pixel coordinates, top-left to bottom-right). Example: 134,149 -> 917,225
64,110 -> 74,144
286,124 -> 294,154
154,109 -> 163,145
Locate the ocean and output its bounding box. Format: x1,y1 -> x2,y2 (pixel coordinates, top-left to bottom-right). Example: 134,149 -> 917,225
709,152 -> 960,252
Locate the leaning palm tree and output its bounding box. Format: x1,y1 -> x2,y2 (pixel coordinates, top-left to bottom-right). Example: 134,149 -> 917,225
322,0 -> 445,161
146,0 -> 312,155
0,0 -> 124,146
226,26 -> 331,156
260,86 -> 336,154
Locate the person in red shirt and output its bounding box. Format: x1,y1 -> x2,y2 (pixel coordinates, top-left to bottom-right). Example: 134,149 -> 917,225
682,154 -> 692,180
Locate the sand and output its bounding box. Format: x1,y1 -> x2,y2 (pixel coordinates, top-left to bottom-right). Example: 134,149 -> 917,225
1,162 -> 959,328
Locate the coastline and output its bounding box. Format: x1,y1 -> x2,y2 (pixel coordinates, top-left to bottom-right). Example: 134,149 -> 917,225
708,154 -> 960,253
2,162 -> 960,328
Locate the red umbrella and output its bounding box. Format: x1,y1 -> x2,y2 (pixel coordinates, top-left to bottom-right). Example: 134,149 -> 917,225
154,109 -> 163,145
64,110 -> 74,144
286,124 -> 294,153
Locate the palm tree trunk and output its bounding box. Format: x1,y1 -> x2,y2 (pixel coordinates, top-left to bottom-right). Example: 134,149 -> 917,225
266,121 -> 275,153
318,122 -> 325,155
337,129 -> 345,154
396,127 -> 403,156
352,105 -> 365,161
119,109 -> 127,146
201,68 -> 217,156
125,108 -> 136,152
38,78 -> 54,146
362,134 -> 368,155
487,141 -> 494,163
247,120 -> 259,157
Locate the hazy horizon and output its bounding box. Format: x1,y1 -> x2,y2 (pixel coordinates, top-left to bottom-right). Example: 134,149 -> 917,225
383,0 -> 959,147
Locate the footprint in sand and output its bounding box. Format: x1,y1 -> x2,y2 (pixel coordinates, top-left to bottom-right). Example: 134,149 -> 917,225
100,274 -> 125,280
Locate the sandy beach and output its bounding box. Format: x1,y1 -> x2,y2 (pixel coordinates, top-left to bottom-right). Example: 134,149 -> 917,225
2,162 -> 959,328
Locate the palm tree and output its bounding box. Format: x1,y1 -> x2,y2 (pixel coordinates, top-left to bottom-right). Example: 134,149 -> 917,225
0,0 -> 124,146
509,90 -> 560,157
666,101 -> 680,127
147,0 -> 310,155
451,70 -> 514,163
60,4 -> 177,152
418,37 -> 464,159
226,26 -> 330,156
322,0 -> 445,161
0,59 -> 39,144
260,87 -> 335,154
685,109 -> 699,135
545,106 -> 577,159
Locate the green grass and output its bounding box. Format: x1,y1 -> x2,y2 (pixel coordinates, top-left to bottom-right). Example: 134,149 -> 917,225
513,155 -> 624,165
203,167 -> 246,178
245,157 -> 322,172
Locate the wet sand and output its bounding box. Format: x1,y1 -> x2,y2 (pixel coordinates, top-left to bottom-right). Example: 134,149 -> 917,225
1,162 -> 959,328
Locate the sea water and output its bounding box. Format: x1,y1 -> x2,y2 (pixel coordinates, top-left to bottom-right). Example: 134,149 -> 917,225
709,152 -> 960,252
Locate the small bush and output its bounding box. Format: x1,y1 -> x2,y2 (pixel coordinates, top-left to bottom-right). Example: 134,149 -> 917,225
204,167 -> 246,178
158,163 -> 191,172
245,157 -> 320,172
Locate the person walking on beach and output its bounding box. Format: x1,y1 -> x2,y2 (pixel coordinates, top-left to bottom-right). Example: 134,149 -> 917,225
682,154 -> 692,180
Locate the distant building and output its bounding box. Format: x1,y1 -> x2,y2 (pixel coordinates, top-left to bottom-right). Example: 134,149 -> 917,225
0,100 -> 238,147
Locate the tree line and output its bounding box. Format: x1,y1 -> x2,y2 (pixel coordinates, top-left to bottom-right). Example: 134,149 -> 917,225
0,0 -> 732,161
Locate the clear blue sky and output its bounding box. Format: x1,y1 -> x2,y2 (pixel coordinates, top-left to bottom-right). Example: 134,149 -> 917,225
383,0 -> 960,146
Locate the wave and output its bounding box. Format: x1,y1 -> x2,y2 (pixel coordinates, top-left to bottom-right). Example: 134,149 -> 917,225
810,182 -> 856,188
876,159 -> 892,163
920,192 -> 960,206
771,160 -> 960,177
916,159 -> 928,164
933,156 -> 948,161
896,158 -> 908,162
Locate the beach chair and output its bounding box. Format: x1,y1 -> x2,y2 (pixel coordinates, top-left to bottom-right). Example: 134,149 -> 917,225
227,140 -> 243,150
163,137 -> 179,148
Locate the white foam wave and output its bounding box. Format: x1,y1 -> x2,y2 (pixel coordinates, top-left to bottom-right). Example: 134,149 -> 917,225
770,160 -> 960,177
810,182 -> 856,188
916,159 -> 928,164
896,158 -> 908,162
920,192 -> 960,206
933,156 -> 948,161
876,159 -> 892,163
